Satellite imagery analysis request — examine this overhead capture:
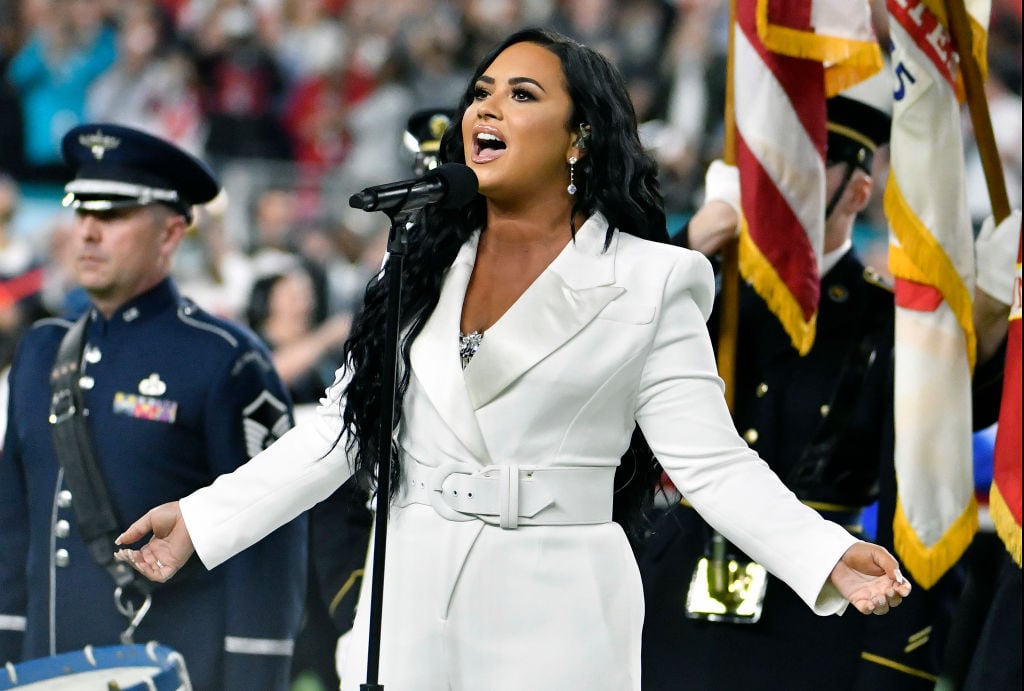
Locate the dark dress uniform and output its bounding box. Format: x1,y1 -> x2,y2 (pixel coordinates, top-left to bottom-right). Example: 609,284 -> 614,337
639,246 -> 961,690
639,69 -> 973,689
0,277 -> 307,689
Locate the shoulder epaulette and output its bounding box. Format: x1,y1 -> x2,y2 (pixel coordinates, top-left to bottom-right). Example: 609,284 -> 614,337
862,266 -> 893,293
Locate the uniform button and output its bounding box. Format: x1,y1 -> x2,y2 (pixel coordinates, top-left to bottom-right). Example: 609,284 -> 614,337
57,490 -> 73,508
55,549 -> 70,568
828,284 -> 850,303
820,404 -> 830,417
743,428 -> 759,445
755,383 -> 768,397
85,346 -> 102,364
79,376 -> 95,390
55,519 -> 71,538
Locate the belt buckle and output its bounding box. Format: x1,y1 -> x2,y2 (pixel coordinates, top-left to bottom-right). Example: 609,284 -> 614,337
429,462 -> 476,522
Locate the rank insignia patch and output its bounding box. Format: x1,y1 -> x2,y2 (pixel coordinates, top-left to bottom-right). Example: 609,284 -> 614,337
243,390 -> 291,459
113,392 -> 178,423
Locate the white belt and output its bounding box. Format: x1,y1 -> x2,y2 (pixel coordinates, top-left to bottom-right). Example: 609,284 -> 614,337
397,460 -> 615,529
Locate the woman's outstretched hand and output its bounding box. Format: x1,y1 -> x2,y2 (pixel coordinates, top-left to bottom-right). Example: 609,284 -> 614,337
114,501 -> 195,583
829,541 -> 912,615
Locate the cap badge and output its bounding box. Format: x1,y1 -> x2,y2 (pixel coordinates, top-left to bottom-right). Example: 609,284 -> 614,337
429,114 -> 451,140
138,373 -> 167,397
78,131 -> 121,160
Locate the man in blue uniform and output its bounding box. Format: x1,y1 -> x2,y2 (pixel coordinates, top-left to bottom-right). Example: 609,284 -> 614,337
0,123 -> 306,690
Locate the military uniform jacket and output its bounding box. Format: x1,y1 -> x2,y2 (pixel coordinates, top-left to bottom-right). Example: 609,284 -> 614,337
728,248 -> 893,507
0,279 -> 307,691
173,214 -> 857,691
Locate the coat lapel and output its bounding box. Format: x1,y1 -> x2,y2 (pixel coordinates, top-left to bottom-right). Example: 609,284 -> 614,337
463,214 -> 624,409
409,235 -> 491,462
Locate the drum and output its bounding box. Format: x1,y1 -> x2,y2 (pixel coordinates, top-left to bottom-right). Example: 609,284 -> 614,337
1,641 -> 190,690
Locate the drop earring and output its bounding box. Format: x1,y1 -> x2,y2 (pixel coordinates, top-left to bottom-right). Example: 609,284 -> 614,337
567,156 -> 577,195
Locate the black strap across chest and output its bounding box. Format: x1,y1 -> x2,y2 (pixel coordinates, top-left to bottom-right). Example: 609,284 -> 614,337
49,312 -> 149,594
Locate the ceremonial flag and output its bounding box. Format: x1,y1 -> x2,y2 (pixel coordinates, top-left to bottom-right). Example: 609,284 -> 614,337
989,229 -> 1022,566
734,0 -> 882,354
884,0 -> 990,588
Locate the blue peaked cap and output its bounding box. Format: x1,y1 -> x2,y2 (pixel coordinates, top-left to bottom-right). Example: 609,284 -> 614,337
61,123 -> 220,223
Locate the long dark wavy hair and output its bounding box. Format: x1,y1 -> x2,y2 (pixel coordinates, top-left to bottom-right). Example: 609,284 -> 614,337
339,27 -> 669,548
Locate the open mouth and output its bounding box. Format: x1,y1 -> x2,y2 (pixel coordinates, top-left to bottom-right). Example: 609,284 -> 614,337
473,131 -> 507,163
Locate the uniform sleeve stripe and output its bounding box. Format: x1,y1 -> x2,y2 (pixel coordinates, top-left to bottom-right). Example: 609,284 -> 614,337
223,636 -> 294,656
0,615 -> 27,631
859,652 -> 938,682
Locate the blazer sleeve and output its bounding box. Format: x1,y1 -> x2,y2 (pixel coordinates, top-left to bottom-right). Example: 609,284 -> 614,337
181,366 -> 354,570
634,250 -> 858,615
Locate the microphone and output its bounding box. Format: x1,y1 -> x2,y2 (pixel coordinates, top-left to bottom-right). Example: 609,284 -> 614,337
348,163 -> 478,213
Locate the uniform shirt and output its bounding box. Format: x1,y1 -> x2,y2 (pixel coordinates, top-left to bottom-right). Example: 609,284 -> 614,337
0,278 -> 307,691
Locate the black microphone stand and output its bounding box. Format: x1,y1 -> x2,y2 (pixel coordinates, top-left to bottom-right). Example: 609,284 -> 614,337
360,203 -> 422,691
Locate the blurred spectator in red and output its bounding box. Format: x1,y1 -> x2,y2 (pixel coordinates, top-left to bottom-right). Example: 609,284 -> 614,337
0,173 -> 50,369
191,0 -> 292,167
280,30 -> 364,184
86,1 -> 205,156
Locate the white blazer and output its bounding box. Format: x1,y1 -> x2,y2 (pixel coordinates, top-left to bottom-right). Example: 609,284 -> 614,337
181,213 -> 856,690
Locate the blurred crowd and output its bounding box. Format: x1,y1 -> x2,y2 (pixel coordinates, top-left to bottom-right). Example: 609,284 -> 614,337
0,0 -> 1019,409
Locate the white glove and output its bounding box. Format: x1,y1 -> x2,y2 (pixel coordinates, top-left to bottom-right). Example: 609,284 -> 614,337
701,159 -> 741,216
975,209 -> 1022,305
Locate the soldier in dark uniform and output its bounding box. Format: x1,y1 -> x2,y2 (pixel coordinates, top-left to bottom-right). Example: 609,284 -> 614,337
639,74 -> 952,690
0,123 -> 307,690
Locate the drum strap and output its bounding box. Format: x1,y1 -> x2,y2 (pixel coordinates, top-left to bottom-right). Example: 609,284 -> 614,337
48,311 -> 152,599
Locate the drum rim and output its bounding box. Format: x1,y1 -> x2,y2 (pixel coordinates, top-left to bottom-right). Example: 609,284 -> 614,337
1,642 -> 190,690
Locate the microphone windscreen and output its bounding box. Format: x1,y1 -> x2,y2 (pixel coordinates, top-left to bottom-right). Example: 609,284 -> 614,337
430,163 -> 478,209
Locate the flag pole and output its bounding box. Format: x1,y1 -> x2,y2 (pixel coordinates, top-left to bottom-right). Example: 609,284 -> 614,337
942,0 -> 1011,224
718,0 -> 739,413
701,0 -> 740,610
